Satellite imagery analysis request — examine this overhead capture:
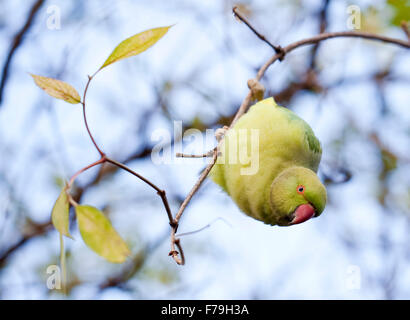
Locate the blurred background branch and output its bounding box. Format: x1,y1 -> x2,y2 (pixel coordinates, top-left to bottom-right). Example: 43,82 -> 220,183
0,0 -> 45,105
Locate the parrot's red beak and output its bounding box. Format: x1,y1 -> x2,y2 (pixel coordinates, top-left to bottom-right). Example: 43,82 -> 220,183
290,204 -> 315,225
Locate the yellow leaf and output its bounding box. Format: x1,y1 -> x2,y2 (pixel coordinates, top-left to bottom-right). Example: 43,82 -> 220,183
100,26 -> 172,70
31,74 -> 81,104
75,205 -> 130,263
51,187 -> 72,239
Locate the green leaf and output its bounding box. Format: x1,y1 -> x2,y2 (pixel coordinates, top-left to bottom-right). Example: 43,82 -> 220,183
31,74 -> 81,104
100,26 -> 172,70
75,205 -> 130,263
51,188 -> 72,238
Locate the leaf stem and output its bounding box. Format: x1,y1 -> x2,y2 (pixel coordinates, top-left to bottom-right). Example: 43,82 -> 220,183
105,157 -> 174,224
59,233 -> 67,295
67,156 -> 106,190
81,71 -> 105,157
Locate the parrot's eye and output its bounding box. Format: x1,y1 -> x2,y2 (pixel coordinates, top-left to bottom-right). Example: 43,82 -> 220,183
297,185 -> 305,194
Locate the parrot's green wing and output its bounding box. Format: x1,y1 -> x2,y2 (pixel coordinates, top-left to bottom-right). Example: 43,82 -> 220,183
278,105 -> 322,155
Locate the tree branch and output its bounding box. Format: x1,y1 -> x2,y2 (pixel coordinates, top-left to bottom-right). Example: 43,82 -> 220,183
232,6 -> 284,56
0,0 -> 45,105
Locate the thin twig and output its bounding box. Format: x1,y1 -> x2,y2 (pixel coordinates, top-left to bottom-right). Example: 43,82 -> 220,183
177,217 -> 232,237
232,6 -> 284,56
0,0 -> 45,105
176,150 -> 214,158
105,157 -> 174,224
308,0 -> 330,69
66,156 -> 106,206
81,72 -> 105,157
169,148 -> 218,265
67,156 -> 106,189
169,238 -> 185,265
174,150 -> 218,223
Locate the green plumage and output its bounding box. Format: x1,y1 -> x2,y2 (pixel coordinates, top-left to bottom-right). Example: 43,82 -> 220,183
210,97 -> 327,226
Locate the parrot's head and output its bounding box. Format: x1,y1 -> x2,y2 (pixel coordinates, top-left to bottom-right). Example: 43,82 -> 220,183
269,166 -> 326,226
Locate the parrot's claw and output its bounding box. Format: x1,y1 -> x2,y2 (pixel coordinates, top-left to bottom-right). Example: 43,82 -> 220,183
215,126 -> 229,142
247,78 -> 265,101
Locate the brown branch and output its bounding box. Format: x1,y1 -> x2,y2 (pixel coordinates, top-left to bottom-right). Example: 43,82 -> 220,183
68,157 -> 106,189
166,6 -> 410,265
177,217 -> 232,238
105,157 -> 174,224
0,221 -> 52,267
284,30 -> 410,50
0,0 -> 45,105
232,6 -> 285,58
308,0 -> 330,69
169,148 -> 218,265
175,150 -> 214,158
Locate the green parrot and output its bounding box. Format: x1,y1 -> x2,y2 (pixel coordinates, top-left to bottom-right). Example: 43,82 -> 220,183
210,97 -> 327,226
